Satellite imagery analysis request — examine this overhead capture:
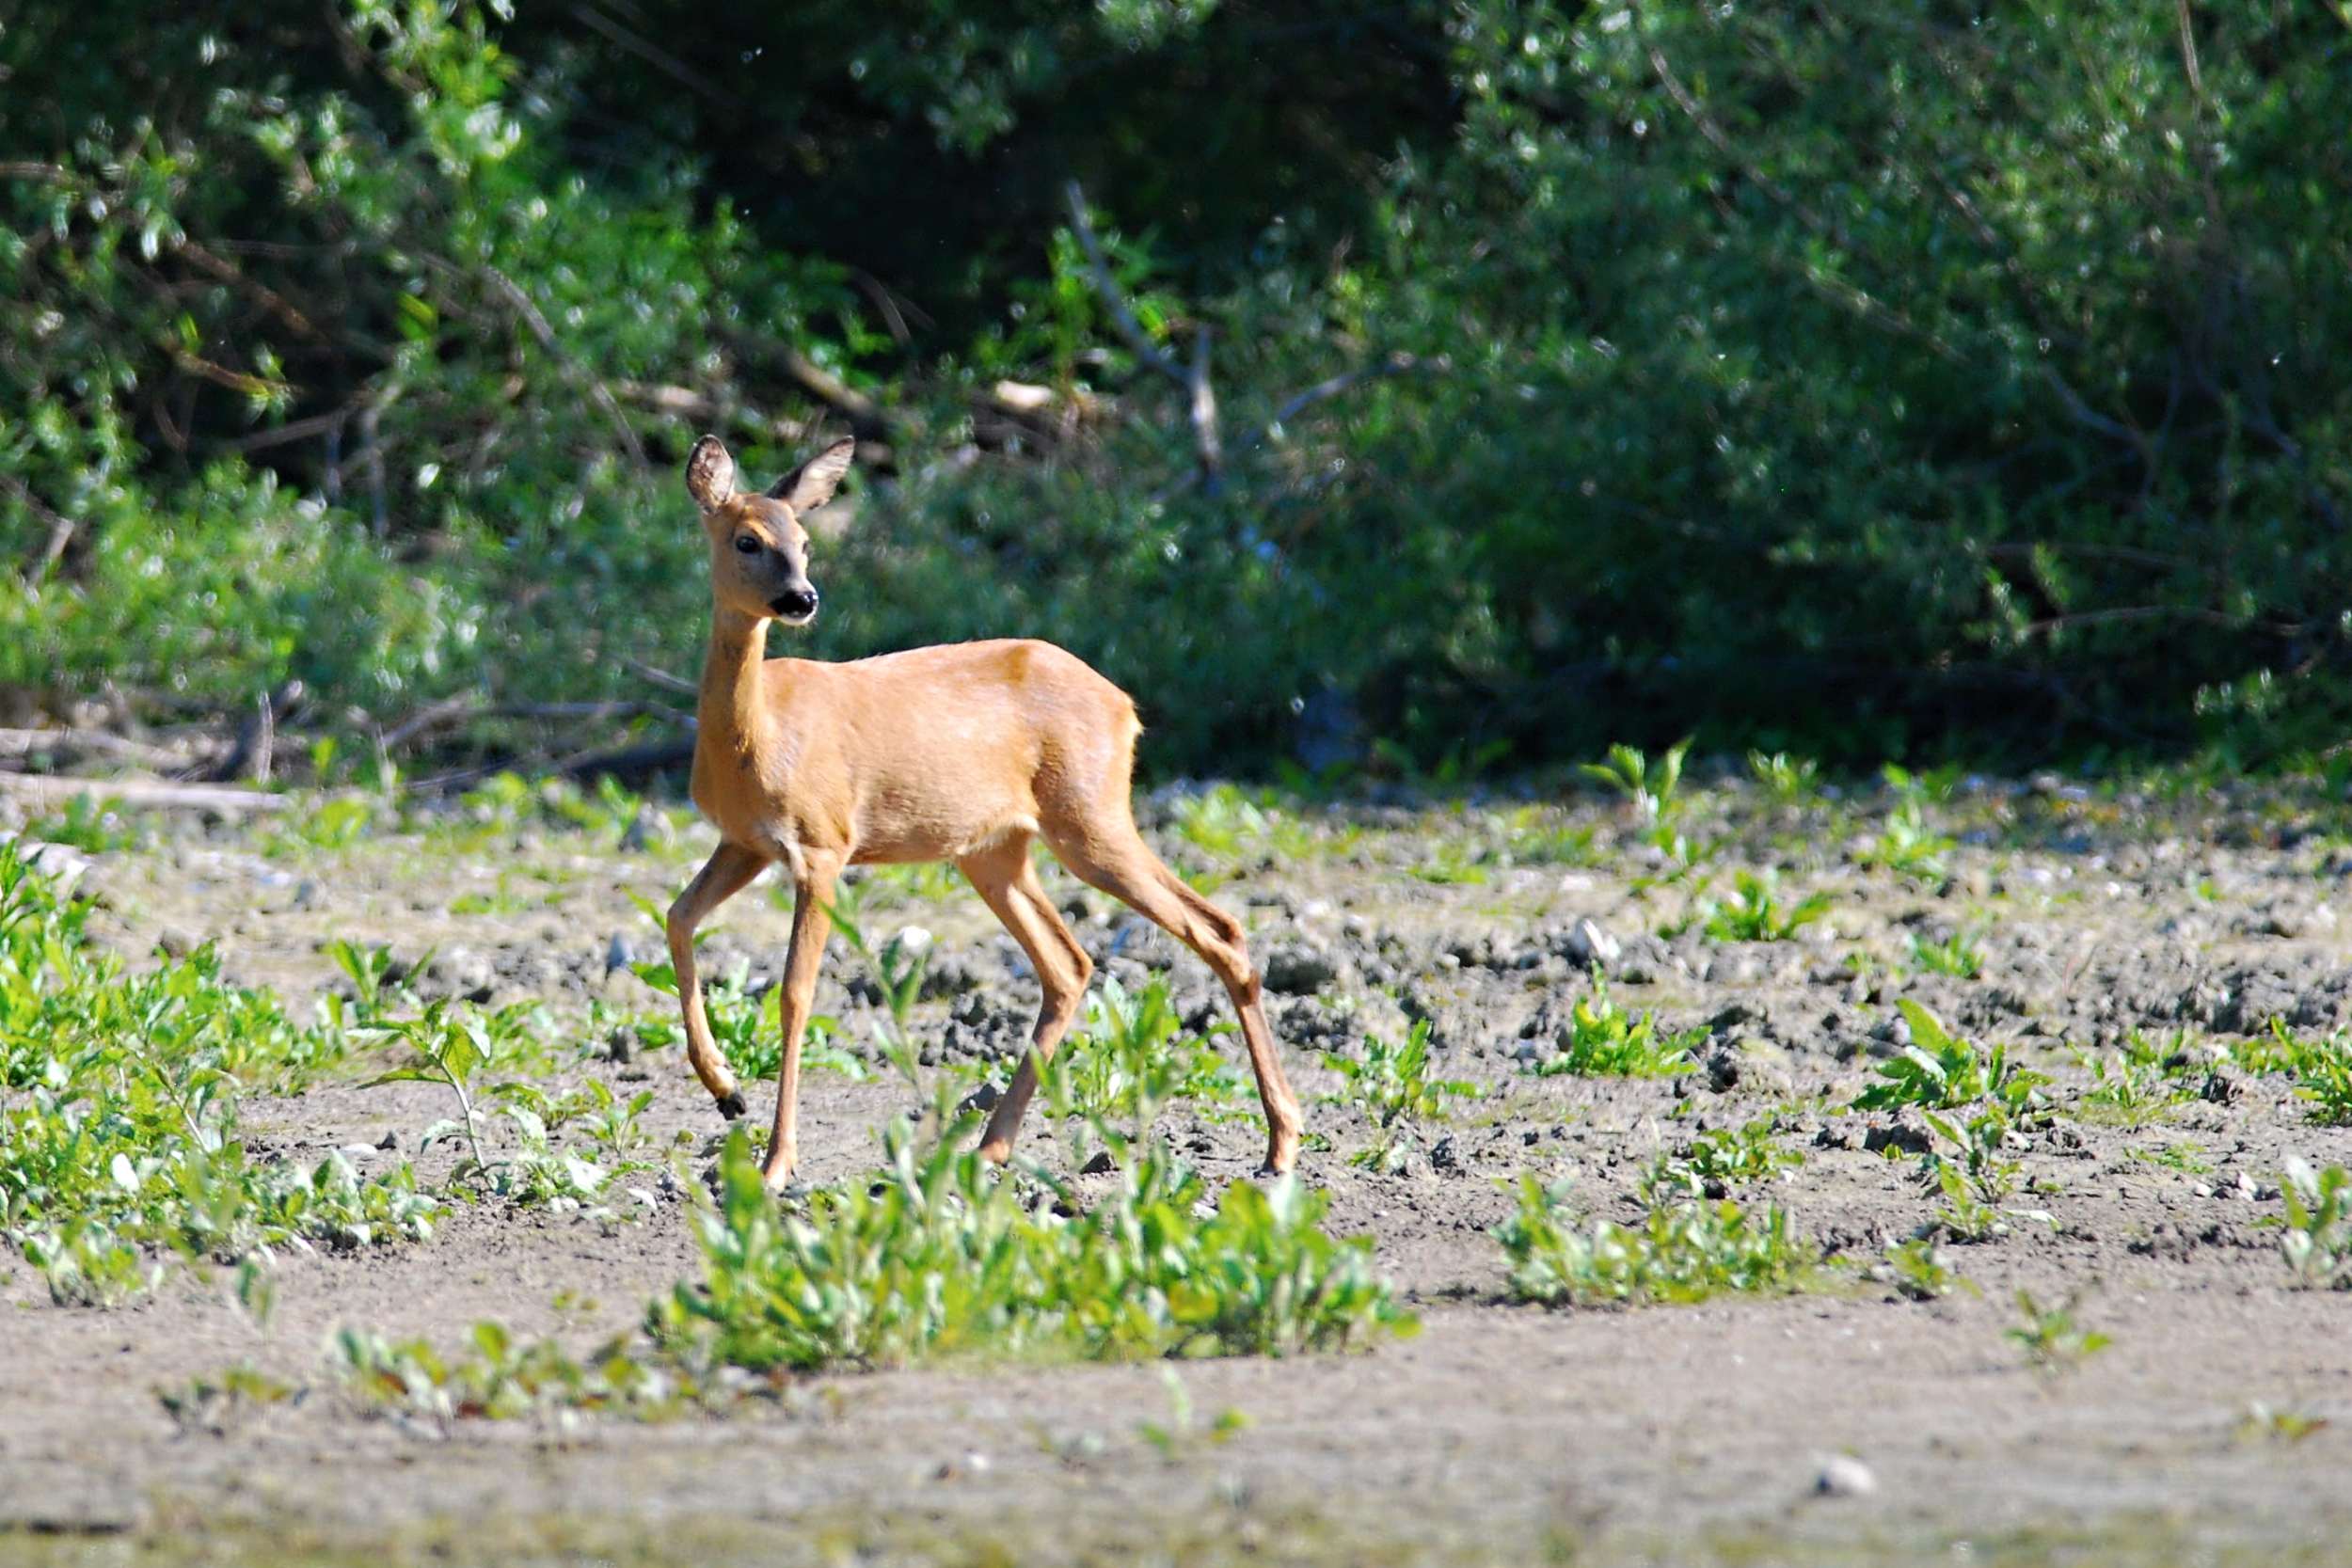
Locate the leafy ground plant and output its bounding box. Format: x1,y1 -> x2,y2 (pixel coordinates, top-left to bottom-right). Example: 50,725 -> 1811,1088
1851,1001 -> 2047,1114
1858,767 -> 1959,885
1702,870 -> 1832,943
1496,1177 -> 1817,1308
1321,1021 -> 1476,1173
649,1123 -> 1415,1371
0,844 -> 440,1305
332,1320 -> 696,1426
2007,1289 -> 2111,1377
1523,982 -> 1705,1079
2244,1022 -> 2352,1126
1747,751 -> 1821,806
1875,1238 -> 1974,1302
1044,975 -> 1245,1137
1645,1118 -> 1803,1199
2072,1035 -> 2194,1127
2279,1159 -> 2352,1289
1907,927 -> 1986,979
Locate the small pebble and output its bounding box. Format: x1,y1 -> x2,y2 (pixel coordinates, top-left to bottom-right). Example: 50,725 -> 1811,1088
1814,1456 -> 1878,1498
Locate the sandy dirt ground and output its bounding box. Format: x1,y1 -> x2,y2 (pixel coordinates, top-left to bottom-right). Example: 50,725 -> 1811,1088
6,774 -> 2352,1566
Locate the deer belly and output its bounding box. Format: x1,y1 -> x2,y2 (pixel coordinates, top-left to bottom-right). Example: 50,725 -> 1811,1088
849,787 -> 1039,865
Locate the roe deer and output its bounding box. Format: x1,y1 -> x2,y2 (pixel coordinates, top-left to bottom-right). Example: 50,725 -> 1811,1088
667,434 -> 1305,1189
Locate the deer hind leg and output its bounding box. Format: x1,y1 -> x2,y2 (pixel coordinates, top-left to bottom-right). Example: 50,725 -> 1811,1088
960,836 -> 1094,1164
1043,823 -> 1305,1175
666,841 -> 769,1119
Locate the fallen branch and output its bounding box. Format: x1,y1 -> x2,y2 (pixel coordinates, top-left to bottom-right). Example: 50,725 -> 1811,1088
380,696 -> 691,753
0,774 -> 293,815
777,348 -> 885,430
408,733 -> 695,794
0,728 -> 188,768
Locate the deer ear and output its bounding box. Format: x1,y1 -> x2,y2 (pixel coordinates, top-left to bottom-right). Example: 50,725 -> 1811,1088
770,438 -> 856,513
685,435 -> 737,514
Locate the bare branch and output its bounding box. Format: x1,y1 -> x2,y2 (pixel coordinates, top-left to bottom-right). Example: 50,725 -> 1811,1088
622,657 -> 699,697
1267,352 -> 1445,432
380,695 -> 691,753
0,473 -> 79,579
478,264 -> 647,466
1063,182 -> 1187,387
570,2 -> 739,107
174,238 -> 328,343
218,402 -> 361,455
0,728 -> 186,768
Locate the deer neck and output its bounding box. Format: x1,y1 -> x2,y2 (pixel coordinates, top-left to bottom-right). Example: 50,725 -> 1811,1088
697,607 -> 776,764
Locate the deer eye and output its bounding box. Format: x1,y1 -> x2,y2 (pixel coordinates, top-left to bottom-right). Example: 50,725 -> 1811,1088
733,534 -> 760,555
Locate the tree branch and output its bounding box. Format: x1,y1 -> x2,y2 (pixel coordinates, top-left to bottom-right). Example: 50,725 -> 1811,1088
478,264 -> 646,466
0,473 -> 79,579
1065,182 -> 1226,486
1064,182 -> 1189,388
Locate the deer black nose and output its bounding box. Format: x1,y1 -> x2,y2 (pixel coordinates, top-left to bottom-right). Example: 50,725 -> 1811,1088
771,586 -> 818,621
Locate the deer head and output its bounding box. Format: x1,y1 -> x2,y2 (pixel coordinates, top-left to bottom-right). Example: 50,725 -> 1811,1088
684,435 -> 855,626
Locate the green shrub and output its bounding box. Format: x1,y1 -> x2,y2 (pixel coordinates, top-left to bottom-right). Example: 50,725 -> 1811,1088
8,2 -> 2348,774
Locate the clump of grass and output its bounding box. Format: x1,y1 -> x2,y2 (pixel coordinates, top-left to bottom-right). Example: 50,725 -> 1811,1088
0,843 -> 440,1306
1522,982 -> 1705,1079
1496,1177 -> 1818,1307
648,1122 -> 1415,1372
1850,1001 -> 2047,1114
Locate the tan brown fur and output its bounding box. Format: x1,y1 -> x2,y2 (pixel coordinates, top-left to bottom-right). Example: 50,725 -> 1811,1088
666,435 -> 1305,1186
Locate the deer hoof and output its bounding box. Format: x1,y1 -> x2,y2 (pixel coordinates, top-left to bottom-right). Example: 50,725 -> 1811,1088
716,1091 -> 747,1121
